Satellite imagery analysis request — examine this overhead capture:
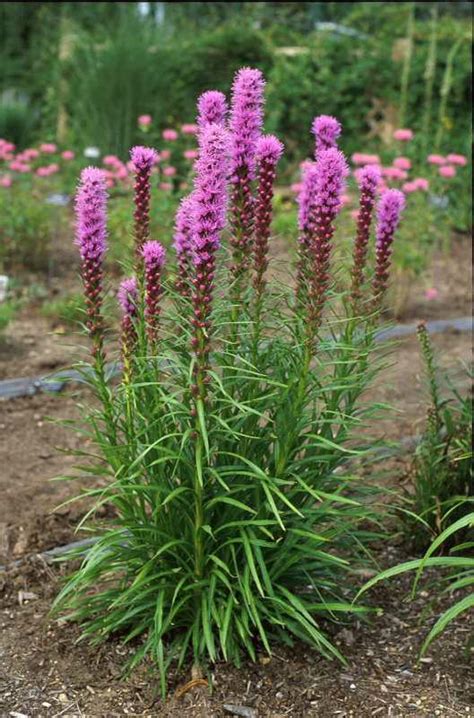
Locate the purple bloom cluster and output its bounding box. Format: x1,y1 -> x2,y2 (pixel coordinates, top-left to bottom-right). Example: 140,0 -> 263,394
190,123 -> 229,400
351,164 -> 382,307
228,67 -> 266,281
373,189 -> 405,304
229,67 -> 265,179
253,135 -> 284,296
173,194 -> 195,298
118,277 -> 138,374
197,91 -> 228,129
312,115 -> 342,157
118,277 -> 138,317
192,125 -> 229,266
75,167 -> 108,359
142,240 -> 166,346
314,148 -> 349,219
75,167 -> 108,262
307,148 -> 349,332
130,146 -> 159,259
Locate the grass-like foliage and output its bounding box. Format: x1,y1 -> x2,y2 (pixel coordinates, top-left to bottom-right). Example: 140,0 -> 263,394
358,506 -> 474,657
53,69 -> 406,692
405,322 -> 472,550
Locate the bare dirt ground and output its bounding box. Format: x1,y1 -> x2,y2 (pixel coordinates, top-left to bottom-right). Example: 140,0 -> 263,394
0,234 -> 472,717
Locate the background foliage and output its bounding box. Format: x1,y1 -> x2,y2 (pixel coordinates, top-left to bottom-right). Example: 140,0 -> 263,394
1,2 -> 471,159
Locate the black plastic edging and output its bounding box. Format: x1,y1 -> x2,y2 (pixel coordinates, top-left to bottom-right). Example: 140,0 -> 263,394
0,316 -> 471,401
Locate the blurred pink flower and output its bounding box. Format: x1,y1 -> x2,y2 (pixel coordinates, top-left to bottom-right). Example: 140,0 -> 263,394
159,182 -> 173,191
402,181 -> 418,193
61,150 -> 75,160
160,149 -> 171,161
427,154 -> 446,165
162,129 -> 178,141
439,165 -> 456,178
40,143 -> 57,154
9,161 -> 30,172
138,114 -> 152,127
352,153 -> 381,165
413,177 -> 429,191
36,166 -> 50,177
425,288 -> 439,301
382,167 -> 408,181
24,148 -> 39,160
290,182 -> 303,194
393,129 -> 413,141
115,165 -> 128,180
183,149 -> 198,160
181,123 -> 198,135
163,165 -> 176,177
393,156 -> 411,170
351,209 -> 360,221
446,153 -> 467,166
103,155 -> 121,166
341,193 -> 352,206
0,175 -> 12,187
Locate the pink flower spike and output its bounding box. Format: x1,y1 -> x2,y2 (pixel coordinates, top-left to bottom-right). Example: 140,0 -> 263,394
393,129 -> 413,141
439,165 -> 456,178
446,153 -> 467,166
118,277 -> 138,317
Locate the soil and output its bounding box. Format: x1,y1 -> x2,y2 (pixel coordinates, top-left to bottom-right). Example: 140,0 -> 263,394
0,234 -> 472,716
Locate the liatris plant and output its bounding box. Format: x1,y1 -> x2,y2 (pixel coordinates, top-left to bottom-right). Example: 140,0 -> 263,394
142,240 -> 165,349
312,114 -> 342,157
197,90 -> 228,129
403,323 -> 472,551
55,68 -> 405,696
372,189 -> 405,310
351,164 -> 381,311
130,146 -> 158,262
229,67 -> 265,282
74,167 -> 108,363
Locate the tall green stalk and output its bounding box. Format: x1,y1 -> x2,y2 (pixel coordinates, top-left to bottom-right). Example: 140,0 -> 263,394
421,5 -> 438,151
435,36 -> 465,152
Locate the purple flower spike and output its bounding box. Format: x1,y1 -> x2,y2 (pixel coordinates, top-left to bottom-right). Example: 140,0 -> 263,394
142,241 -> 166,346
255,134 -> 284,165
197,90 -> 228,128
118,277 -> 138,317
312,115 -> 342,157
130,145 -> 159,259
295,162 -> 318,305
306,148 -> 349,333
118,277 -> 138,375
373,189 -> 405,306
253,135 -> 284,296
173,194 -> 195,298
229,67 -> 265,179
229,67 -> 266,281
75,167 -> 108,359
314,147 -> 349,219
351,164 -> 382,307
191,123 -> 229,400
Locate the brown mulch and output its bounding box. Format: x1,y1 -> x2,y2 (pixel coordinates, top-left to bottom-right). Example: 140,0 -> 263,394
0,545 -> 472,717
